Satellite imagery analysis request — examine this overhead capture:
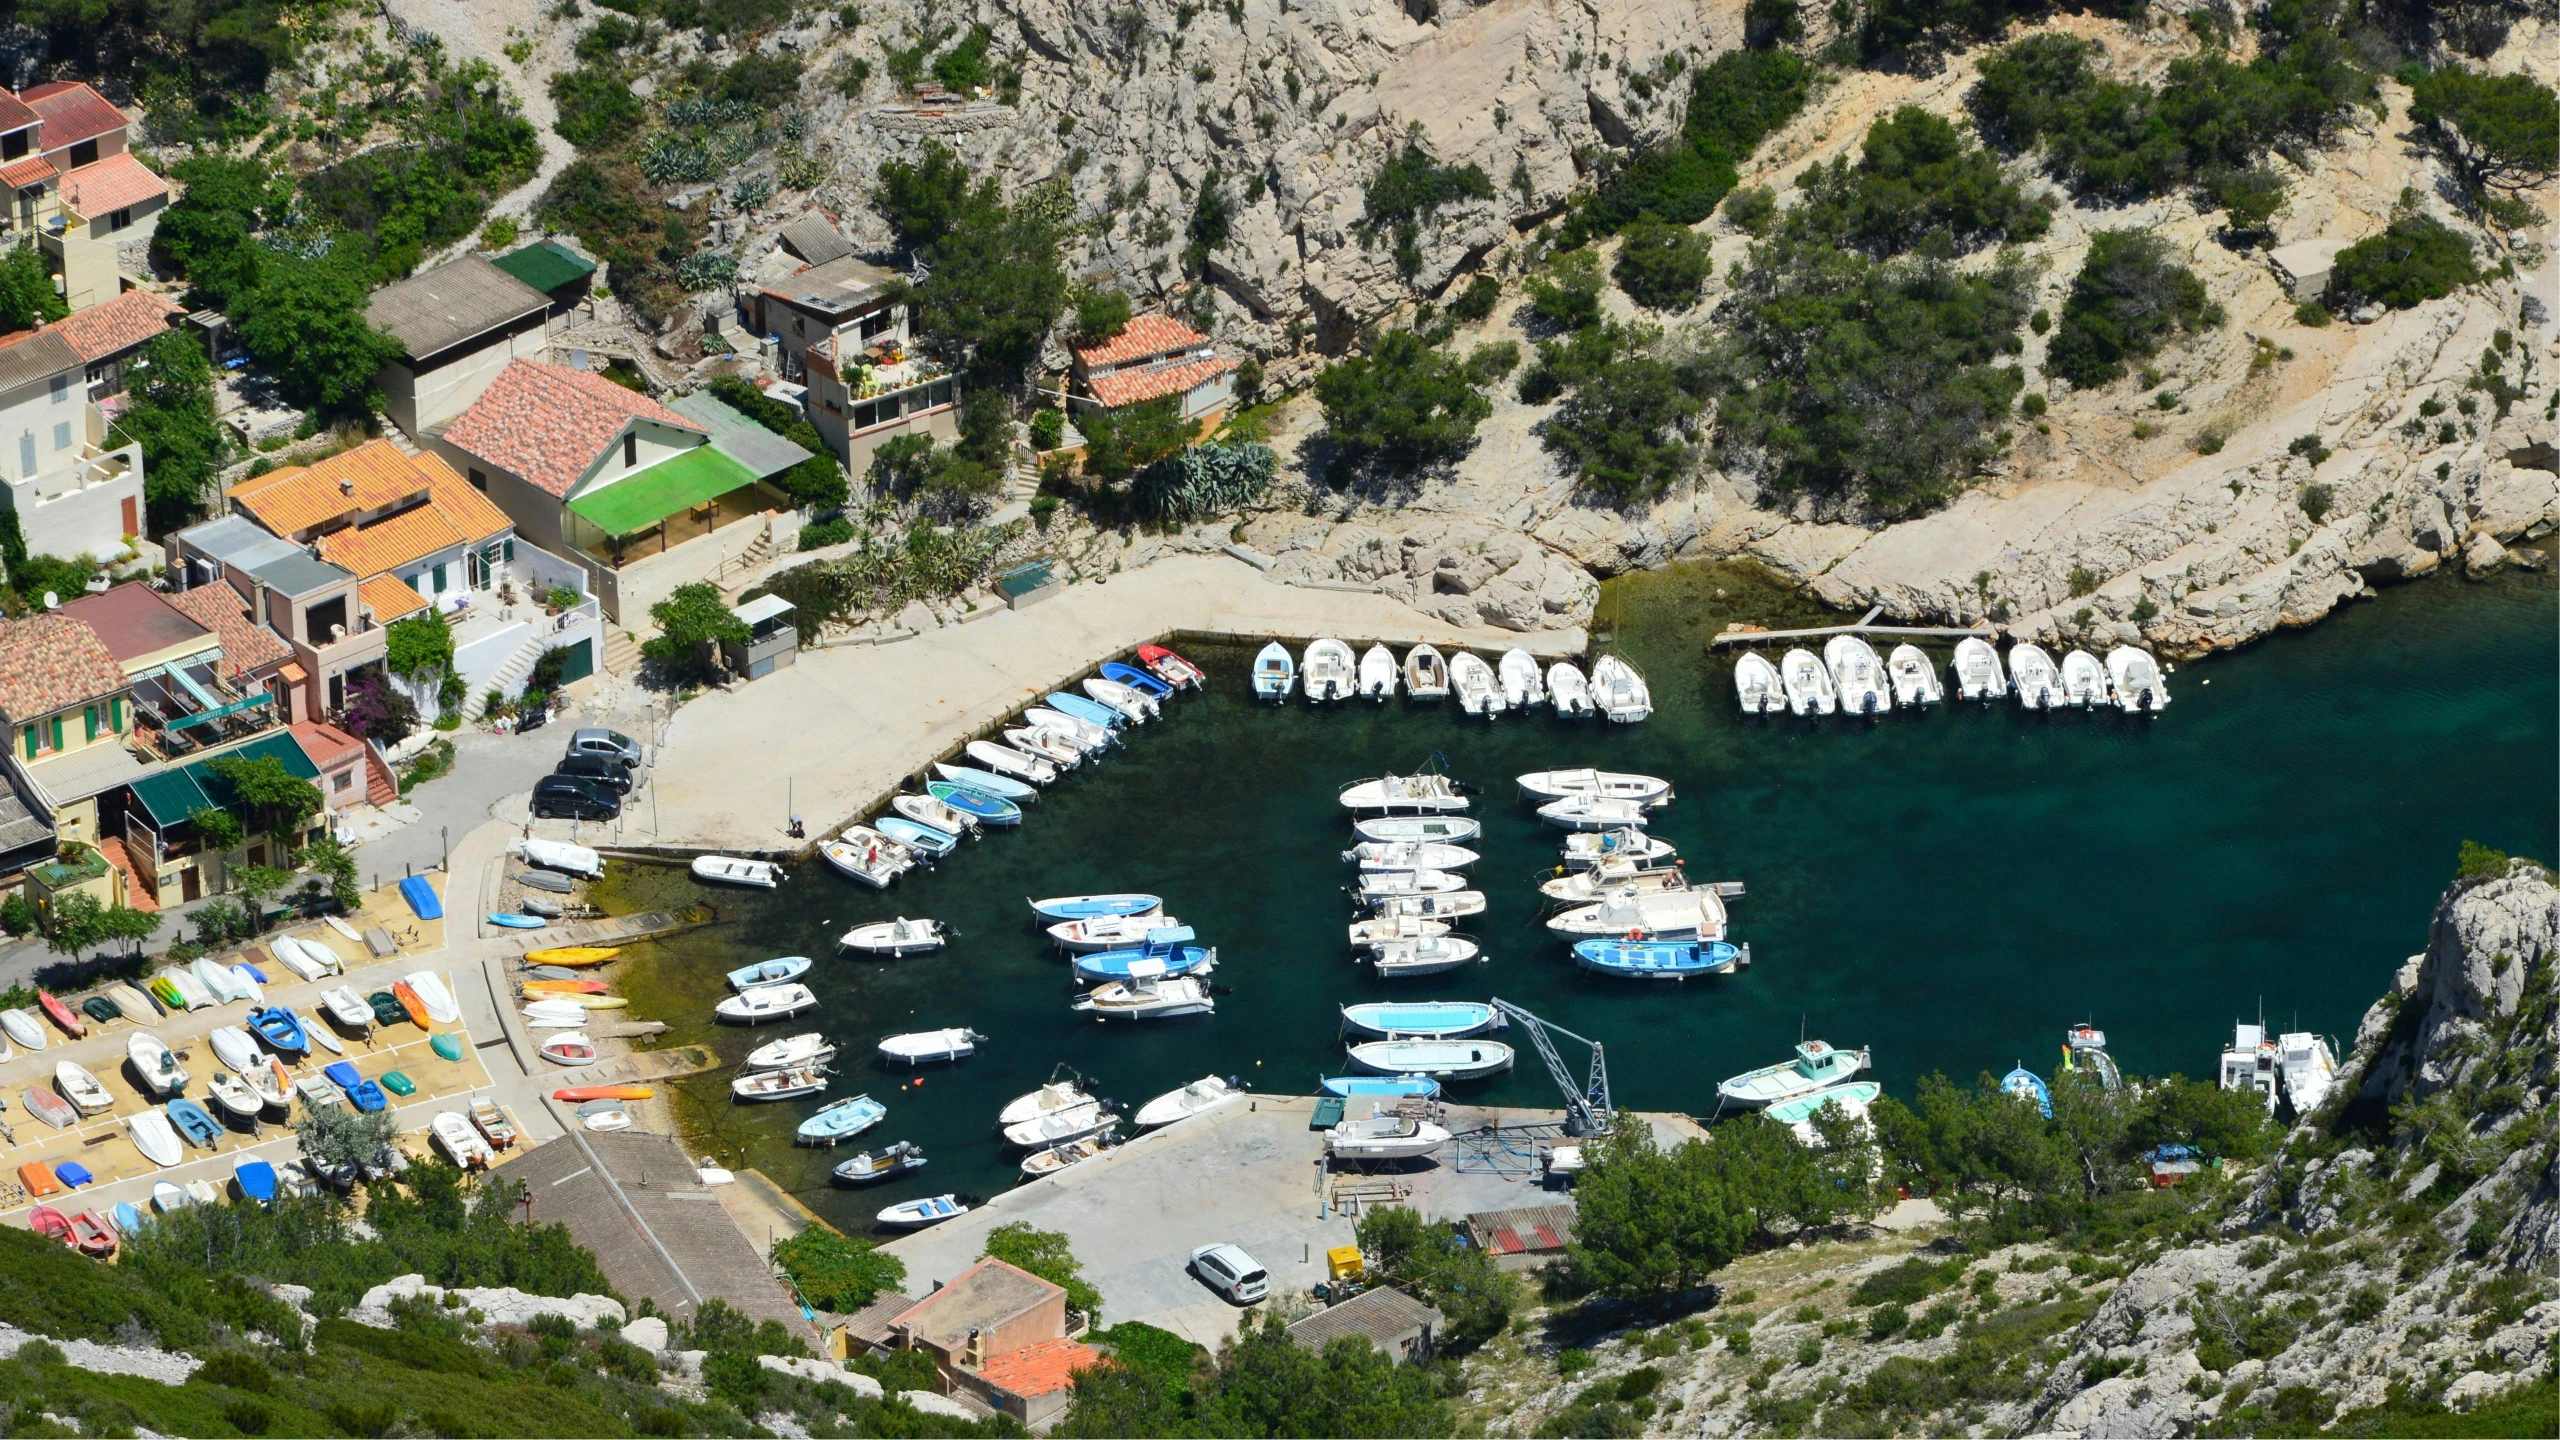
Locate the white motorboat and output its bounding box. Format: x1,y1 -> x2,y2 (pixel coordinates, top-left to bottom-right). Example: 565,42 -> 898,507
894,791 -> 982,835
1346,1038 -> 1514,1080
1952,636 -> 2007,701
1364,890 -> 1486,921
208,1025 -> 261,1074
1251,642 -> 1296,701
2059,649 -> 2113,708
838,917 -> 947,956
1347,913 -> 1453,946
1339,773 -> 1469,813
1540,861 -> 1690,904
1887,644 -> 1945,707
1825,635 -> 1889,717
879,1027 -> 982,1064
1537,794 -> 1653,831
967,739 -> 1059,786
1134,1075 -> 1238,1128
1402,645 -> 1450,701
403,971 -> 462,1025
1560,827 -> 1677,870
1026,705 -> 1116,753
2276,1031 -> 2338,1115
1590,655 -> 1652,722
1047,911 -> 1177,952
875,1192 -> 966,1226
308,1012 -> 344,1055
126,1032 -> 188,1097
1327,1111 -> 1451,1160
1004,726 -> 1084,768
285,934 -> 346,977
520,837 -> 605,877
2106,646 -> 2170,713
744,1032 -> 837,1071
692,855 -> 784,889
1345,840 -> 1480,872
715,983 -> 818,1024
1302,638 -> 1357,702
1353,815 -> 1482,844
321,986 -> 374,1031
2220,1022 -> 2278,1112
1084,676 -> 1160,722
1733,652 -> 1784,714
821,829 -> 917,888
1,1007 -> 43,1051
1366,935 -> 1483,977
55,1060 -> 113,1113
128,1109 -> 184,1168
195,957 -> 250,1005
433,1111 -> 496,1168
1071,960 -> 1214,1019
206,1070 -> 261,1117
1498,649 -> 1546,708
1357,644 -> 1398,700
1780,648 -> 1837,716
1021,1133 -> 1114,1179
1516,769 -> 1672,806
733,1064 -> 829,1102
1355,868 -> 1466,899
998,1077 -> 1097,1128
1717,1040 -> 1870,1109
1002,1101 -> 1117,1149
2010,643 -> 2061,710
1449,651 -> 1505,716
1546,887 -> 1729,940
1548,661 -> 1593,718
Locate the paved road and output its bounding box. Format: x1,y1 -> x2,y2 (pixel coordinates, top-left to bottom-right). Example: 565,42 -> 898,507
353,726 -> 581,885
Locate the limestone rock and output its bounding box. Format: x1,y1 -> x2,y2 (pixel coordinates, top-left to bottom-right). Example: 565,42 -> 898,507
623,1317 -> 671,1353
758,1353 -> 884,1398
2463,531 -> 2508,574
347,1274 -> 626,1331
899,1389 -> 979,1419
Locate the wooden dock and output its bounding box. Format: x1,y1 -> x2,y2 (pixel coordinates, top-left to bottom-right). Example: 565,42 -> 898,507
1709,606 -> 1995,649
486,908 -> 696,957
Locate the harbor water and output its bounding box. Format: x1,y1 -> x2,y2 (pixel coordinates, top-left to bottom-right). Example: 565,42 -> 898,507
604,558 -> 2557,1230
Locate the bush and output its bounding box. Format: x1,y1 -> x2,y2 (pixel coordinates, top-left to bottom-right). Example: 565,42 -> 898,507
1029,408 -> 1066,450
1612,218 -> 1714,310
798,516 -> 855,550
1134,441 -> 1277,521
769,1229 -> 906,1312
2329,212 -> 2480,309
1447,273 -> 1501,323
1314,329 -> 1494,470
1544,352 -> 1702,500
1792,106 -> 2049,257
2407,64 -> 2559,186
1723,184 -> 1778,235
1562,49 -> 1811,245
1868,1302 -> 1909,1339
2454,840 -> 2511,883
549,64 -> 645,150
1071,286 -> 1132,343
1526,250 -> 1606,331
2046,230 -> 2219,389
2299,482 -> 2333,522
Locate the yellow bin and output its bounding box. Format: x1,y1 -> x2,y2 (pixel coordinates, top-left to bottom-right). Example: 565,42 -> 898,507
1327,1245 -> 1365,1283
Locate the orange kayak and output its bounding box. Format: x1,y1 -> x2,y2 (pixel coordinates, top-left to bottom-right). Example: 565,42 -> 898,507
17,1160 -> 62,1197
522,979 -> 611,996
390,981 -> 431,1029
36,988 -> 83,1038
552,1085 -> 655,1102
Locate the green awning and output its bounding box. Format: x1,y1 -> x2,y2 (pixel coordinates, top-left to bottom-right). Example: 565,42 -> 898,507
130,770 -> 212,828
567,446 -> 762,537
129,731 -> 323,829
493,241 -> 598,296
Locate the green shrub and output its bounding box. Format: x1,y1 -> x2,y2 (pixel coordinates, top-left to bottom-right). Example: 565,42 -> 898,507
1315,330 -> 1494,470
2295,298 -> 2333,327
1557,1347 -> 1594,1375
550,64 -> 645,149
1029,408 -> 1067,450
1793,107 -> 2049,257
2454,840 -> 2511,883
1563,49 -> 1812,245
2407,64 -> 2559,186
1544,352 -> 1702,500
2020,391 -> 2047,416
1612,218 -> 1714,310
1854,1257 -> 1970,1308
1447,273 -> 1501,323
2299,482 -> 2333,522
1526,250 -> 1606,331
1868,1302 -> 1910,1339
2329,212 -> 2480,309
2047,230 -> 2218,389
1723,184 -> 1777,235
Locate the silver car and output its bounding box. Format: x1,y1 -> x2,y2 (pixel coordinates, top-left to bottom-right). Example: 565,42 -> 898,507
1191,1243 -> 1270,1304
566,727 -> 643,769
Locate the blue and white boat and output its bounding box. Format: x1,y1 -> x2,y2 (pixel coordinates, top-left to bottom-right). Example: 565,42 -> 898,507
165,1098 -> 222,1148
1098,662 -> 1174,699
1320,1075 -> 1442,1100
1029,893 -> 1163,922
1072,929 -> 1214,983
1572,938 -> 1744,980
323,1060 -> 389,1113
931,764 -> 1038,801
926,781 -> 1022,825
1339,1001 -> 1505,1039
233,1158 -> 278,1204
2002,1066 -> 2053,1119
798,1094 -> 888,1146
247,1006 -> 310,1056
727,956 -> 813,990
876,816 -> 958,856
1250,642 -> 1295,701
1045,692 -> 1129,730
112,1201 -> 147,1235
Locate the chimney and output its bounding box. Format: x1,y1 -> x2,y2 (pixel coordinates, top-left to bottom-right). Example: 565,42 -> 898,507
339,476 -> 356,495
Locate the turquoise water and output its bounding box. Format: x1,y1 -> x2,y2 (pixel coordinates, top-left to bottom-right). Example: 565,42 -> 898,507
611,559 -> 2556,1229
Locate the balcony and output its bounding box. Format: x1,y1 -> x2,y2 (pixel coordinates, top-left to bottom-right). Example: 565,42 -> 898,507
127,659 -> 281,762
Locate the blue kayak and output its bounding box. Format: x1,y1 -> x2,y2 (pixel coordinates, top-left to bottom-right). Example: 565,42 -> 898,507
797,1093 -> 887,1145
728,956 -> 813,990
346,1079 -> 388,1112
933,764 -> 1037,800
234,1158 -> 277,1203
166,1098 -> 222,1147
876,816 -> 958,856
248,1005 -> 310,1055
238,963 -> 269,983
1098,662 -> 1174,699
1320,1075 -> 1441,1099
1030,893 -> 1164,922
926,781 -> 1021,825
1044,692 -> 1128,730
399,874 -> 444,920
1074,938 -> 1214,983
488,912 -> 548,929
1339,1001 -> 1504,1039
1572,938 -> 1743,980
323,1060 -> 363,1089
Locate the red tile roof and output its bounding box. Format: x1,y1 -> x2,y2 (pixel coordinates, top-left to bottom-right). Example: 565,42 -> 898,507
22,82 -> 128,149
166,583 -> 293,683
51,288 -> 181,363
0,90 -> 38,135
287,719 -> 365,768
1086,353 -> 1234,409
1071,313 -> 1212,370
228,439 -> 436,536
976,1338 -> 1102,1398
440,358 -> 704,499
358,573 -> 430,622
58,153 -> 166,219
0,154 -> 54,190
56,583 -> 211,665
0,612 -> 127,722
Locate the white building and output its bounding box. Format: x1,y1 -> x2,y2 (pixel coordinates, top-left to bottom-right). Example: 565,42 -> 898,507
0,323 -> 143,565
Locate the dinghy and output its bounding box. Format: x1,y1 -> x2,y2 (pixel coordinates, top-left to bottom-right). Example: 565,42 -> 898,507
582,1108 -> 633,1132
1497,649 -> 1546,708
307,1015 -> 345,1055
321,987 -> 375,1031
404,972 -> 462,1025
821,829 -> 917,888
1072,929 -> 1214,983
839,916 -> 947,956
728,957 -> 813,989
1345,840 -> 1479,872
1449,650 -> 1505,716
2009,643 -> 2060,709
1731,650 -> 1784,714
1,1007 -> 44,1051
1825,635 -> 1890,716
876,1193 -> 969,1228
1048,910 -> 1178,951
227,965 -> 267,1005
321,1061 -> 384,1113
692,854 -> 784,889
193,958 -> 250,1006
2106,646 -> 2169,713
1573,937 -> 1743,980
933,764 -> 1039,801
925,781 -> 1021,825
1137,643 -> 1207,689
166,969 -> 218,1010
1320,1075 -> 1441,1099
1537,794 -> 1653,831
1364,890 -> 1487,921
1366,934 -> 1483,978
1765,1081 -> 1881,1144
433,1111 -> 495,1168
209,1025 -> 261,1074
80,994 -> 119,1028
166,1098 -> 221,1148
967,740 -> 1058,786
1347,913 -> 1452,947
1072,962 -> 1214,1020
520,837 -> 605,877
1357,644 -> 1398,700
1044,691 -> 1130,731
799,1094 -> 887,1145
716,983 -> 818,1024
877,815 -> 960,857
107,983 -> 157,1024
1346,1038 -> 1514,1080
1590,655 -> 1652,722
1339,772 -> 1469,813
2059,648 -> 2112,708
1024,706 -> 1114,754
1548,661 -> 1593,718
1302,638 -> 1356,702
878,1028 -> 982,1064
517,869 -> 577,894
1402,644 -> 1451,701
833,1141 -> 925,1184
1004,726 -> 1084,769
67,1208 -> 120,1256
1250,642 -> 1296,701
1547,886 -> 1728,940
153,1180 -> 192,1212
204,1071 -> 260,1119
55,1061 -> 113,1114
1134,1075 -> 1240,1127
1031,893 -> 1162,922
247,1006 -> 309,1057
1542,860 -> 1689,904
998,1075 -> 1097,1127
472,1098 -> 520,1149
539,1033 -> 601,1066
733,1064 -> 829,1102
1340,1001 -> 1502,1039
1952,636 -> 2006,700
745,1032 -> 836,1071
33,989 -> 82,1037
1355,868 -> 1466,899
1780,648 -> 1838,716
24,1083 -> 77,1128
1716,1039 -> 1870,1109
293,1073 -> 340,1111
1002,1102 -> 1117,1149
1021,1133 -> 1114,1178
1886,644 -> 1944,706
126,1032 -> 187,1096
1353,815 -> 1481,844
1098,661 -> 1174,699
1517,769 -> 1672,806
1084,675 -> 1161,722
895,791 -> 982,836
391,980 -> 432,1029
1326,1111 -> 1451,1160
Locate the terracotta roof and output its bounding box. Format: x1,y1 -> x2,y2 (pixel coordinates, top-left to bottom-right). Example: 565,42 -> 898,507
227,439 -> 436,536
976,1338 -> 1101,1398
166,583 -> 293,683
1285,1287 -> 1444,1358
1086,353 -> 1233,409
891,1260 -> 1063,1353
55,583 -> 211,665
0,612 -> 127,722
440,358 -> 704,499
1465,1204 -> 1576,1256
22,82 -> 126,149
0,154 -> 54,190
1072,313 -> 1210,370
0,90 -> 38,135
51,288 -> 181,363
58,152 -> 167,219
287,719 -> 365,768
358,573 -> 430,622
320,489 -> 493,580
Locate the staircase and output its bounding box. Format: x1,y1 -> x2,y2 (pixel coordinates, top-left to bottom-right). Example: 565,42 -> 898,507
466,629 -> 553,720
602,626 -> 642,676
96,836 -> 158,912
362,742 -> 400,806
714,516 -> 781,597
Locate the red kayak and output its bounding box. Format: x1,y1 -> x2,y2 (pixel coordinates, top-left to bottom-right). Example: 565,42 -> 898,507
552,1084 -> 655,1102
35,988 -> 83,1038
1135,644 -> 1206,690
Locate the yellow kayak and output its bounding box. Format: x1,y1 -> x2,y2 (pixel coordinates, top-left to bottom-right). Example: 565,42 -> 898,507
524,946 -> 620,968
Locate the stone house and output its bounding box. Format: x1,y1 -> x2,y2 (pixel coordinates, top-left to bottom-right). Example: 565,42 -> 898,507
1068,314 -> 1237,427
864,1258 -> 1101,1430
0,322 -> 145,564
750,253 -> 959,473
1284,1286 -> 1445,1364
369,253 -> 553,442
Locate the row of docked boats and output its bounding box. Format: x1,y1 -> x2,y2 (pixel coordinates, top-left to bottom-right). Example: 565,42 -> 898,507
1254,640 -> 1653,722
1736,637 -> 2172,716
0,938 -> 358,1064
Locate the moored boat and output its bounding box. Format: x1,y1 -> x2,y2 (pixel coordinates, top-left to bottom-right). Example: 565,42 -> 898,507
1044,691 -> 1129,732
1541,860 -> 1689,904
1716,1039 -> 1870,1109
935,764 -> 1039,801
821,829 -> 917,888
733,1064 -> 830,1102
692,854 -> 785,889
925,781 -> 1022,826
1346,1038 -> 1514,1080
1339,772 -> 1469,813
1302,638 -> 1356,702
1097,660 -> 1174,699
877,815 -> 960,857
1765,1080 -> 1882,1144
878,1027 -> 982,1064
1001,1102 -> 1117,1150
1354,868 -> 1466,899
1952,636 -> 2006,701
1357,644 -> 1398,700
1825,635 -> 1889,716
1781,648 -> 1838,716
746,1032 -> 837,1071
1047,910 -> 1179,952
799,1094 -> 888,1145
1546,887 -> 1728,940
1516,769 -> 1672,806
833,1141 -> 925,1185
1319,1074 -> 1441,1099
1402,644 -> 1450,701
1733,651 -> 1784,714
1365,935 -> 1483,978
1345,840 -> 1479,872
1590,655 -> 1651,722
2010,643 -> 2060,710
1071,929 -> 1214,983
966,740 -> 1058,786
1498,649 -> 1546,708
1572,937 -> 1744,980
1346,912 -> 1452,947
1363,890 -> 1487,922
727,956 -> 814,990
998,1075 -> 1096,1127
1083,675 -> 1160,722
1022,707 -> 1112,757
2106,646 -> 2170,713
1030,892 -> 1163,922
1536,794 -> 1653,831
1449,650 -> 1504,717
1137,643 -> 1206,689
1887,644 -> 1945,707
876,1193 -> 968,1227
1339,1000 -> 1503,1039
2276,1031 -> 2338,1115
715,983 -> 818,1024
1004,726 -> 1084,769
839,916 -> 947,956
895,790 -> 983,836
2059,648 -> 2113,708
2001,1066 -> 2053,1118
1353,815 -> 1482,844
1250,642 -> 1296,701
1548,660 -> 1593,718
1071,962 -> 1214,1020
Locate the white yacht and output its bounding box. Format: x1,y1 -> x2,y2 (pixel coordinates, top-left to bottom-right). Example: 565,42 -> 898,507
1540,861 -> 1690,904
838,917 -> 948,956
2276,1031 -> 2339,1116
1886,644 -> 1944,706
2009,643 -> 2061,710
1589,655 -> 1651,722
1546,887 -> 1728,940
2218,1022 -> 2279,1113
1072,960 -> 1214,1019
1536,794 -> 1654,831
1780,648 -> 1837,716
1824,636 -> 1889,717
1365,935 -> 1483,977
2106,646 -> 2170,713
1733,652 -> 1783,714
1951,636 -> 2006,701
1516,769 -> 1672,806
1326,1111 -> 1451,1161
1339,772 -> 1470,813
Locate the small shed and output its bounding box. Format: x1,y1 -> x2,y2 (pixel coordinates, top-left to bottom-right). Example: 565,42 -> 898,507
724,594 -> 798,680
1286,1286 -> 1444,1364
1465,1204 -> 1577,1270
494,240 -> 600,314
2268,239 -> 2346,303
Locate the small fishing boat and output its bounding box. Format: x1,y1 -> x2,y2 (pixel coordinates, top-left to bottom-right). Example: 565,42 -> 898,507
966,740 -> 1058,786
1366,935 -> 1483,978
1449,651 -> 1504,716
524,945 -> 621,967
1365,890 -> 1487,921
1,1006 -> 45,1051
433,1111 -> 495,1168
278,935 -> 345,979
321,986 -> 375,1030
727,956 -> 814,990
926,780 -> 1022,826
26,1203 -> 71,1245
1320,1074 -> 1442,1099
1134,1075 -> 1240,1128
1780,648 -> 1837,716
1025,705 -> 1115,754
1549,660 -> 1593,718
404,972 -> 462,1025
299,1070 -> 346,1112
153,1180 -> 192,1212
1030,893 -> 1163,922
553,1084 -> 655,1102
1072,930 -> 1215,983
1340,1001 -> 1503,1039
127,1109 -> 184,1168
2106,646 -> 2170,713
2001,1066 -> 2053,1118
877,815 -> 960,857
2059,649 -> 2112,708
1536,794 -> 1653,831
488,912 -> 548,930
1137,643 -> 1207,689
517,869 -> 577,894
833,1141 -> 925,1185
1952,636 -> 2006,701
204,1071 -> 261,1120
1495,648 -> 1546,708
1072,962 -> 1214,1020
1733,651 -> 1784,714
1002,1102 -> 1117,1149
839,917 -> 947,957
233,1157 -> 279,1204
1339,772 -> 1469,813
127,1032 -> 188,1096
1346,913 -> 1452,947
934,764 -> 1040,801
1022,1133 -> 1113,1179
112,1201 -> 147,1235
1517,769 -> 1673,806
1887,644 -> 1944,706
391,981 -> 432,1029
67,1209 -> 118,1257
540,1033 -> 601,1067
192,958 -> 250,1006
1402,645 -> 1450,701
878,1028 -> 982,1064
1084,675 -> 1161,722
1346,1038 -> 1514,1080
53,1060 -> 110,1114
1825,635 -> 1890,717
1250,642 -> 1296,701
692,854 -> 785,889
876,1193 -> 968,1228
1346,840 -> 1479,873
1047,910 -> 1178,952
1044,691 -> 1130,732
1716,1039 -> 1871,1109
896,791 -> 984,836
998,1074 -> 1097,1127
1326,1111 -> 1451,1160
471,1098 -> 519,1149
1546,887 -> 1728,940
799,1094 -> 888,1145
1541,861 -> 1690,904
2010,643 -> 2061,710
1004,726 -> 1085,769
1573,937 -> 1743,980
821,829 -> 916,888
1766,1080 -> 1882,1143
248,1006 -> 310,1057
520,837 -> 605,877
1355,868 -> 1466,899
1302,638 -> 1357,702
1590,655 -> 1652,722
716,983 -> 818,1024
1097,660 -> 1174,700
746,1032 -> 836,1071
1352,815 -> 1481,845
734,1064 -> 830,1102
166,1098 -> 222,1148
1357,644 -> 1398,700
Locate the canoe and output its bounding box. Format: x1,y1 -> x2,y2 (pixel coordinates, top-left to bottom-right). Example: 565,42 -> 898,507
1339,1001 -> 1504,1039
524,978 -> 611,995
248,1006 -> 310,1056
166,1098 -> 222,1147
1135,643 -> 1206,689
403,972 -> 463,1024
55,1060 -> 113,1113
18,1161 -> 62,1197
839,917 -> 946,956
1044,691 -> 1129,731
128,1109 -> 184,1168
1345,1038 -> 1515,1080
876,816 -> 959,856
798,1094 -> 887,1145
540,1033 -> 600,1067
390,981 -> 431,1029
1573,937 -> 1743,979
127,1031 -> 189,1096
431,1033 -> 464,1062
1134,1075 -> 1239,1128
692,854 -> 785,888
36,988 -> 84,1037
931,764 -> 1038,801
1320,1075 -> 1441,1099
520,837 -> 605,877
926,781 -> 1022,825
399,874 -> 445,920
233,1158 -> 279,1204
1029,893 -> 1163,922
553,1085 -> 655,1102
1,1006 -> 45,1051
1097,660 -> 1174,699
488,913 -> 549,929
523,946 -> 620,967
878,1027 -> 981,1064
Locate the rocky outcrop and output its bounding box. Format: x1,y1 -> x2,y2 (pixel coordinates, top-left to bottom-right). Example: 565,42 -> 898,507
0,1322 -> 202,1384
1239,514 -> 1599,631
760,1352 -> 886,1397
346,1274 -> 627,1331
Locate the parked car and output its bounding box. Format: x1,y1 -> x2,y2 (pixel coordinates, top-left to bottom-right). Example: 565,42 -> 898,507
1190,1244 -> 1269,1304
567,728 -> 644,769
554,755 -> 633,794
532,776 -> 620,821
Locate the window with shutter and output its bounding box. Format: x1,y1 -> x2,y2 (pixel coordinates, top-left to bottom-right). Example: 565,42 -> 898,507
52,421 -> 70,451
18,432 -> 34,474
49,716 -> 62,751
83,706 -> 96,741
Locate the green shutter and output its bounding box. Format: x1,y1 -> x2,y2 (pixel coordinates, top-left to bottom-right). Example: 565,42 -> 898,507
109,698 -> 121,732
504,539 -> 515,562
21,726 -> 33,759
83,706 -> 96,741
49,716 -> 62,751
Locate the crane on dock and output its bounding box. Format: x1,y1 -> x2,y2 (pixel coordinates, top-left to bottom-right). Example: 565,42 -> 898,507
1490,997 -> 1612,1135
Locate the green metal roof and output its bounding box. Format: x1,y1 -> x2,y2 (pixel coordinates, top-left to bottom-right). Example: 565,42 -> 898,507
129,731 -> 322,829
566,445 -> 761,538
493,240 -> 598,296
